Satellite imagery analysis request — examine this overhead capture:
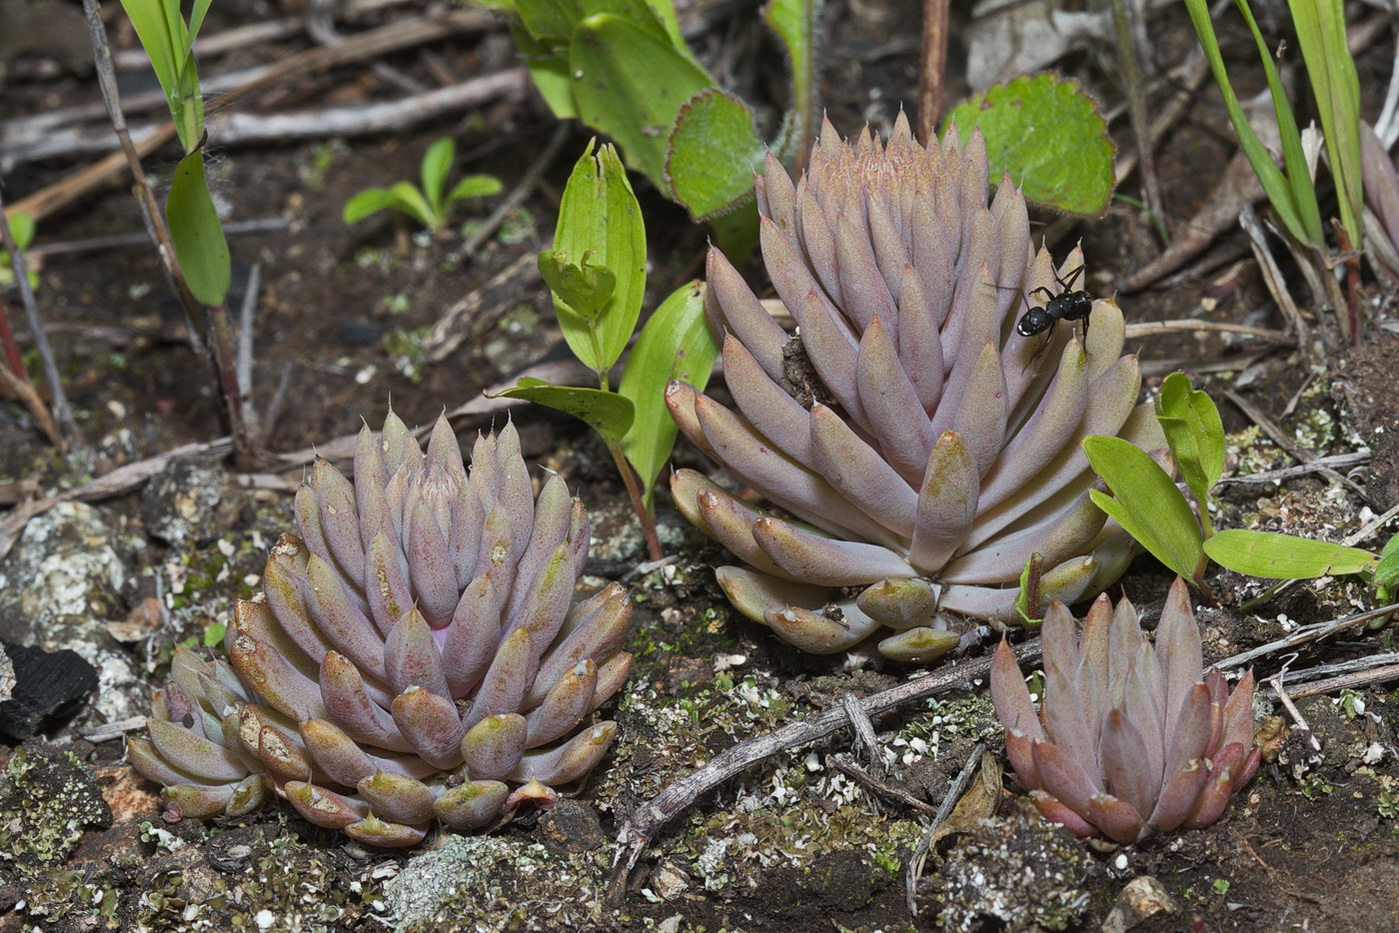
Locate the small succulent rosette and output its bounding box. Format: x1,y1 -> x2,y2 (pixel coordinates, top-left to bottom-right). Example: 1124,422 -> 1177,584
667,113 -> 1164,662
991,578 -> 1260,844
129,412 -> 633,846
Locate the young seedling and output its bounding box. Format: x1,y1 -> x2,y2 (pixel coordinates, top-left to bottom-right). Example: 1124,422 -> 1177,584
497,141 -> 720,560
117,0 -> 251,467
343,137 -> 502,235
1082,372 -> 1376,593
0,211 -> 37,290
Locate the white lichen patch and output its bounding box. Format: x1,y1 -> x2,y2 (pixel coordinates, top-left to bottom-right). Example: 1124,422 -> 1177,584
383,834 -> 607,932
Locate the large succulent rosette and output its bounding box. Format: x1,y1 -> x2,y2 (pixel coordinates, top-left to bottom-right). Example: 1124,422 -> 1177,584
129,413 -> 633,846
991,578 -> 1260,843
667,114 -> 1163,662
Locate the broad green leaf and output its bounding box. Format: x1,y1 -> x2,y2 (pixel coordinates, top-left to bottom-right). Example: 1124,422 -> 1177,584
538,250 -> 616,323
446,174 -> 504,205
666,89 -> 764,221
1154,372 -> 1225,530
944,74 -> 1115,217
166,149 -> 230,306
764,0 -> 818,159
1203,529 -> 1377,579
496,378 -> 635,443
1373,533 -> 1399,590
569,14 -> 714,195
550,141 -> 646,372
1083,435 -> 1206,582
618,281 -> 717,508
640,0 -> 688,49
516,0 -> 581,40
509,22 -> 576,118
343,188 -> 403,225
388,181 -> 439,230
420,138 -> 456,219
1290,0 -> 1363,248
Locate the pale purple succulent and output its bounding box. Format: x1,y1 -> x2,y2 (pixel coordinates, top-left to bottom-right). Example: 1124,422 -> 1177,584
991,578 -> 1260,844
667,114 -> 1162,662
129,412 -> 633,847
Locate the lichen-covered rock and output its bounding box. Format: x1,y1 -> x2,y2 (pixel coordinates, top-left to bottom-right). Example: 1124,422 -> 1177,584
0,502 -> 143,722
919,803 -> 1093,932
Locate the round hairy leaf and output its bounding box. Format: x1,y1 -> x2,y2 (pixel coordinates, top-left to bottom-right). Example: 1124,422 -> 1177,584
944,73 -> 1115,217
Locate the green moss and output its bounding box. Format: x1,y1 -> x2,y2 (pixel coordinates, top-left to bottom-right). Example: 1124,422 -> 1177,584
0,746 -> 114,927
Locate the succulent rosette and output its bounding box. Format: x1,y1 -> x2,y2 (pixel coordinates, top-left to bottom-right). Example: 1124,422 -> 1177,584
667,114 -> 1163,662
129,412 -> 633,846
991,578 -> 1260,843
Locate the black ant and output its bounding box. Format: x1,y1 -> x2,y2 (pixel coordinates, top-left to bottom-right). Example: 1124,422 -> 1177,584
1015,265 -> 1092,343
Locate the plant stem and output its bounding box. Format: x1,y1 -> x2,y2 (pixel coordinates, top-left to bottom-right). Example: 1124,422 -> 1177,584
83,0 -> 256,469
606,440 -> 662,561
208,305 -> 254,472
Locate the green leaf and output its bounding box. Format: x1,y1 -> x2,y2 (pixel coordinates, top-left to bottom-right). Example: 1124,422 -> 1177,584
1014,553 -> 1045,625
166,148 -> 230,306
1203,529 -> 1377,579
1083,435 -> 1206,582
387,181 -> 439,231
1181,0 -> 1323,245
420,138 -> 456,219
666,89 -> 764,221
618,280 -> 717,508
516,0 -> 580,41
1373,533 -> 1399,591
763,0 -> 818,158
445,174 -> 504,205
343,187 -> 403,225
202,621 -> 226,648
1289,0 -> 1363,248
188,0 -> 215,48
119,0 -> 179,104
550,141 -> 646,372
1154,372 -> 1225,532
509,22 -> 576,118
944,74 -> 1115,217
495,378 -> 635,443
7,211 -> 35,250
569,13 -> 714,195
538,250 -> 616,322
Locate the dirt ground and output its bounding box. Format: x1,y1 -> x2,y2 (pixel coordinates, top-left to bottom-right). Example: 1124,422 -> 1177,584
2,0 -> 1399,931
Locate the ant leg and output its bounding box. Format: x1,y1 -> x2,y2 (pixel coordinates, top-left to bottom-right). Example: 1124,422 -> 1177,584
1057,264 -> 1085,291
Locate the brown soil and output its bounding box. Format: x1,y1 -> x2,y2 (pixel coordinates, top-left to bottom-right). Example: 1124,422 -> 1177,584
3,1 -> 1399,932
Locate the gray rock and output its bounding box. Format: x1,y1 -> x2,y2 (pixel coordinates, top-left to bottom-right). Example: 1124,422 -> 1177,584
0,502 -> 145,723
140,457 -> 241,547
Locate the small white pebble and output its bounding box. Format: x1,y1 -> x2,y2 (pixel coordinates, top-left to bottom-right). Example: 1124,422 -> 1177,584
1114,853 -> 1129,871
255,909 -> 275,930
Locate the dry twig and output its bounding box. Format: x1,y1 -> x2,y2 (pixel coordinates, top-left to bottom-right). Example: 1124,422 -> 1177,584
906,742 -> 987,916
604,642 -> 1042,908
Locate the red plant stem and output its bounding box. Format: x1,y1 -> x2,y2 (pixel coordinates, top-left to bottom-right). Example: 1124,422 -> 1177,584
606,440 -> 663,562
0,295 -> 26,378
917,0 -> 949,144
207,305 -> 254,472
1334,222 -> 1363,344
